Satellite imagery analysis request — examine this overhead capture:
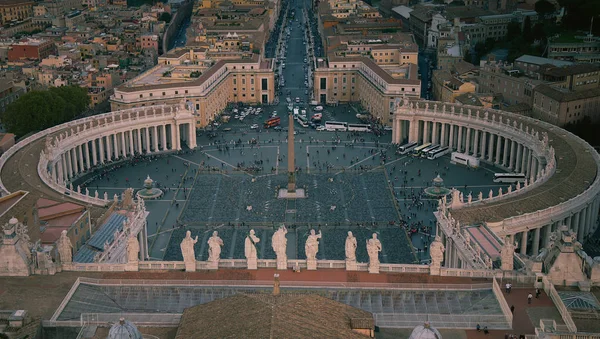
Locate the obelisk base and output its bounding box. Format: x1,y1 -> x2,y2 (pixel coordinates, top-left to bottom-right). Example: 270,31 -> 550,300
306,259 -> 317,270
278,188 -> 306,199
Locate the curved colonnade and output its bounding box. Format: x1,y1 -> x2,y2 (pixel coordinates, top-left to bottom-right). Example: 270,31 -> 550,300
391,100 -> 600,259
0,100 -> 598,264
0,102 -> 196,207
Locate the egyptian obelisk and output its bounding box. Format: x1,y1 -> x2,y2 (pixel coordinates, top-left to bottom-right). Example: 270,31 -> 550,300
287,112 -> 296,192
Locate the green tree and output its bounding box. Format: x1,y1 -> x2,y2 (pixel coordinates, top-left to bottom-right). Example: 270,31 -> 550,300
523,16 -> 533,42
557,0 -> 600,35
535,0 -> 556,17
159,12 -> 172,23
506,22 -> 521,40
1,86 -> 90,137
532,22 -> 546,41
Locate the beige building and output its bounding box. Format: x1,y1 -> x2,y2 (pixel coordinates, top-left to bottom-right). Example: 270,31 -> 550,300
532,85 -> 600,126
313,57 -> 420,124
0,0 -> 33,25
477,60 -> 540,107
111,54 -> 275,128
432,69 -> 476,103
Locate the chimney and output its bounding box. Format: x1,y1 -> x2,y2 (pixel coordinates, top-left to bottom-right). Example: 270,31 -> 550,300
273,273 -> 280,296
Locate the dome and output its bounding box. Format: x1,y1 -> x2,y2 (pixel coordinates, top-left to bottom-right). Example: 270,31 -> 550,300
107,318 -> 143,339
409,322 -> 442,339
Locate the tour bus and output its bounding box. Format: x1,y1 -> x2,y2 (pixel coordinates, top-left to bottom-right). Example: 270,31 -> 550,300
297,114 -> 309,127
412,143 -> 431,156
427,146 -> 450,160
347,123 -> 371,132
325,121 -> 348,131
264,117 -> 281,128
398,142 -> 418,155
493,173 -> 526,183
450,152 -> 480,168
419,144 -> 440,158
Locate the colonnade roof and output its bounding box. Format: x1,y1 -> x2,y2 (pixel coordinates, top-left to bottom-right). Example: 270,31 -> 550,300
444,108 -> 598,225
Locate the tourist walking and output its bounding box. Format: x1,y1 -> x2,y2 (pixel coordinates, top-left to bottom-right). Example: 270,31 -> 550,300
528,293 -> 533,304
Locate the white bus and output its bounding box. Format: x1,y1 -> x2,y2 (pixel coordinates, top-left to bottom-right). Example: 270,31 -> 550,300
412,143 -> 431,156
427,147 -> 450,160
450,152 -> 480,168
493,173 -> 526,183
420,144 -> 440,157
325,121 -> 348,131
398,142 -> 418,155
347,123 -> 371,132
297,115 -> 309,127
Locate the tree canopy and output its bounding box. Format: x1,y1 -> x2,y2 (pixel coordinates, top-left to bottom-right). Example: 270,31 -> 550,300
1,86 -> 89,137
159,12 -> 172,23
535,0 -> 556,17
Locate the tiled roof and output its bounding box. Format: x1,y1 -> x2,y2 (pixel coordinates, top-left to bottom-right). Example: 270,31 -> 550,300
87,213 -> 127,250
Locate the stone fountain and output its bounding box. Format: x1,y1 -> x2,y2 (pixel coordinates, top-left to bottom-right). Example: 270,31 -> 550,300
423,175 -> 451,198
136,175 -> 164,200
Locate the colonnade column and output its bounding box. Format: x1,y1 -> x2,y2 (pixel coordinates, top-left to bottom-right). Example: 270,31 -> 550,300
162,125 -> 167,150
121,132 -> 127,157
153,126 -> 159,151
495,135 -> 502,164
473,129 -> 479,156
128,130 -> 134,155
449,125 -> 454,150
480,131 -> 487,160
91,140 -> 97,166
57,157 -> 64,183
457,126 -> 463,152
106,135 -> 112,161
578,207 -> 588,242
423,121 -> 429,144
532,227 -> 541,256
503,138 -> 509,167
99,137 -> 105,164
465,128 -> 471,155
432,122 -> 438,145
72,148 -> 79,174
84,142 -> 90,170
515,144 -> 523,172
66,150 -> 73,179
520,230 -> 528,255
530,157 -> 538,182
189,123 -> 197,149
137,129 -> 142,153
440,123 -> 446,147
77,145 -> 84,171
488,133 -> 495,162
521,148 -> 528,175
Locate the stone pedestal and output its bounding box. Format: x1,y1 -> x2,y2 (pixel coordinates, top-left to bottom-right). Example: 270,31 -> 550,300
125,262 -> 139,272
207,260 -> 218,270
345,259 -> 357,271
307,259 -> 317,270
368,263 -> 379,274
184,260 -> 196,272
276,258 -> 287,270
429,265 -> 441,276
247,258 -> 257,270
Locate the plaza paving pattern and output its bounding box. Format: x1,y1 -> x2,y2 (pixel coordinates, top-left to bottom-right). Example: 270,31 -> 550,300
73,125 -> 507,263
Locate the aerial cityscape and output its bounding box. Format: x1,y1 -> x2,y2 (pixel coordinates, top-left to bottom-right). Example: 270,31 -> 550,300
0,0 -> 599,337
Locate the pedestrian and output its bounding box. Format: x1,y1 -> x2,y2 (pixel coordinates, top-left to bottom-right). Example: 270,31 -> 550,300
510,305 -> 515,313
476,324 -> 481,332
528,293 -> 533,304
536,288 -> 541,298
483,326 -> 489,335
508,283 -> 512,293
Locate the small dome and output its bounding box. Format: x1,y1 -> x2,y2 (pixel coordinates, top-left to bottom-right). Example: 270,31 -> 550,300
409,322 -> 442,339
108,318 -> 143,339
9,217 -> 18,225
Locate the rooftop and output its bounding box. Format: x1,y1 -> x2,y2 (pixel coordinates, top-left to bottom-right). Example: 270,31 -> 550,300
515,55 -> 573,68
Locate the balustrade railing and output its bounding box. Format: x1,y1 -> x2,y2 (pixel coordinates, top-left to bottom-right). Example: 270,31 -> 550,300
542,276 -> 577,333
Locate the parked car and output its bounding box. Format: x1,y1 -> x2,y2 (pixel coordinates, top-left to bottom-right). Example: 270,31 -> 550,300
250,124 -> 259,129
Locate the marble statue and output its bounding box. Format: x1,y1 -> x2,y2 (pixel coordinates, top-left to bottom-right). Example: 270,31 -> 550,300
478,192 -> 483,201
508,185 -> 513,193
467,192 -> 472,204
305,229 -> 322,261
104,192 -> 108,200
430,236 -> 445,270
272,225 -> 288,270
57,230 -> 73,264
367,233 -> 382,274
127,236 -> 140,263
345,231 -> 357,270
498,187 -> 503,196
207,231 -> 224,264
500,235 -> 515,271
245,229 -> 260,270
180,230 -> 198,271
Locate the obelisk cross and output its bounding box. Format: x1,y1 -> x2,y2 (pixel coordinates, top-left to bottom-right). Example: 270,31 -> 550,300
287,113 -> 296,192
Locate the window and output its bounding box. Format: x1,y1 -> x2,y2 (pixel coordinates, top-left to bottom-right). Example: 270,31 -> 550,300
234,79 -> 237,85
320,78 -> 326,90
262,78 -> 268,90
334,78 -> 337,84
139,94 -> 143,98
175,91 -> 179,94
251,78 -> 254,85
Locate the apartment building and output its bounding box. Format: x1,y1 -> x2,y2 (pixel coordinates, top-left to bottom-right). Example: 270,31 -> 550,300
326,33 -> 418,67
313,57 -> 421,124
8,38 -> 57,61
514,55 -> 572,79
111,55 -> 275,128
477,60 -> 541,107
532,85 -> 600,126
432,69 -> 476,103
548,34 -> 600,64
0,0 -> 33,25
